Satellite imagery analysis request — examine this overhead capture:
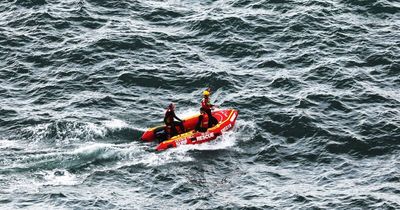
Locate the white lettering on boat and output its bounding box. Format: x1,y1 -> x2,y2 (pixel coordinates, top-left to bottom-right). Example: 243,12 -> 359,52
222,124 -> 232,132
196,132 -> 215,141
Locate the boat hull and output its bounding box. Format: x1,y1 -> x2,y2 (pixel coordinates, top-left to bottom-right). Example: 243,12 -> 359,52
141,109 -> 239,151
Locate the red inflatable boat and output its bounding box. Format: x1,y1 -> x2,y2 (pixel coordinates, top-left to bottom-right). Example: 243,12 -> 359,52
141,109 -> 238,151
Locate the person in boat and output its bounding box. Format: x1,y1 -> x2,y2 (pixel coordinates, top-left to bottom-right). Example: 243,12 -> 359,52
164,103 -> 185,138
195,108 -> 209,132
201,89 -> 218,128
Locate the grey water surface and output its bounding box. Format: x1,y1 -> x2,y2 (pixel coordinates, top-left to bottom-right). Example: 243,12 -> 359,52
1,0 -> 399,209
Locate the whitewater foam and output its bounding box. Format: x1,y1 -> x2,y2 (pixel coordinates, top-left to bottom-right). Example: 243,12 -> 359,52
42,169 -> 81,186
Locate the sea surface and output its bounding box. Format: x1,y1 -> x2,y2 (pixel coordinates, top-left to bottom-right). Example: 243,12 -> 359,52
1,0 -> 399,209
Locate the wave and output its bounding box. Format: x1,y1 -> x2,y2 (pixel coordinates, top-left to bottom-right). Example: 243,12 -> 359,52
341,0 -> 400,15
345,53 -> 395,68
269,77 -> 303,90
118,70 -> 237,91
93,36 -> 158,52
257,60 -> 285,68
1,131 -> 244,175
142,7 -> 185,22
14,0 -> 47,7
0,143 -> 140,174
1,0 -> 400,208
16,118 -> 141,145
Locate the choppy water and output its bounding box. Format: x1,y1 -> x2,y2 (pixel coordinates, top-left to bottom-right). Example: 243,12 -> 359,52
1,0 -> 399,209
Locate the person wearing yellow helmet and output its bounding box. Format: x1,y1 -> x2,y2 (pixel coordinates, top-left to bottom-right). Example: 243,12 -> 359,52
203,90 -> 210,96
201,87 -> 218,128
164,103 -> 185,138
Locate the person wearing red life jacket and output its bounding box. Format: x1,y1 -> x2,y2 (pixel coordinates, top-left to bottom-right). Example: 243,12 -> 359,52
195,108 -> 209,132
201,89 -> 218,128
164,103 -> 185,138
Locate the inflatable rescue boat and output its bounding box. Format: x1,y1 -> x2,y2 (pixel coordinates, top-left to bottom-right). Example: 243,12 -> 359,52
141,109 -> 238,151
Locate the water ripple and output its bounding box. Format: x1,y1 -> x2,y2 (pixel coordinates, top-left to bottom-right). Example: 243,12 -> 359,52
1,0 -> 399,209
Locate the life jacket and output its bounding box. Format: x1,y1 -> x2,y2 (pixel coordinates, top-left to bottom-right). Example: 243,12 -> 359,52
200,113 -> 209,128
201,97 -> 212,110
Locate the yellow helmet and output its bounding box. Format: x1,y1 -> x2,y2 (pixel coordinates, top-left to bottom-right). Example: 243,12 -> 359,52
203,90 -> 210,96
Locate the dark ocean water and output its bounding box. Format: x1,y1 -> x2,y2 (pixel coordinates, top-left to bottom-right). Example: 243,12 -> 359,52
1,0 -> 400,209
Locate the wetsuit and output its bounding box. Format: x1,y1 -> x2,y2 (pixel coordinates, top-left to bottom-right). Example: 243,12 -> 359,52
195,113 -> 209,132
201,97 -> 218,128
164,108 -> 184,137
